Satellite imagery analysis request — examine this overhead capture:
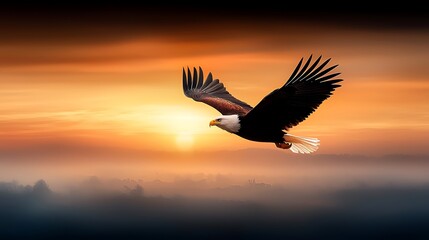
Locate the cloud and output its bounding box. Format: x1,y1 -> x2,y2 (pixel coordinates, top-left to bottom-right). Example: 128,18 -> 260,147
1,178 -> 429,239
0,5 -> 426,72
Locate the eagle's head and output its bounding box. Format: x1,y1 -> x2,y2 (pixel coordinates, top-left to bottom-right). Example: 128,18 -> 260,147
209,115 -> 240,133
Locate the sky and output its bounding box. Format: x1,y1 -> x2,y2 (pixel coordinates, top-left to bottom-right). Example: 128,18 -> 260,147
1,7 -> 427,156
0,5 -> 428,239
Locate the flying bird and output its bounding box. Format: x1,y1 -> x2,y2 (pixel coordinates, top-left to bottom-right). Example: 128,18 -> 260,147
182,55 -> 342,153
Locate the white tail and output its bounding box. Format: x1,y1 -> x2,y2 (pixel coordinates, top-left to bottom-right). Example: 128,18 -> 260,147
283,133 -> 320,154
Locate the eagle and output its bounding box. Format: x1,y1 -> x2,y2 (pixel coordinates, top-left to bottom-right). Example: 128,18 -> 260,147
182,55 -> 342,153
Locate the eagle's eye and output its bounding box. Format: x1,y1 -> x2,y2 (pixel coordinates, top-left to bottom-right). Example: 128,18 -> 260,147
216,118 -> 222,122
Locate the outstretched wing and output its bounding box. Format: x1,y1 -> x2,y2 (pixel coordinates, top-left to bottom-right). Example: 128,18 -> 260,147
183,67 -> 253,115
242,55 -> 342,130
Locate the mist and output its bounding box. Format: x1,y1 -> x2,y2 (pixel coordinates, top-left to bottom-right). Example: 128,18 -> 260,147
2,152 -> 429,239
2,172 -> 429,240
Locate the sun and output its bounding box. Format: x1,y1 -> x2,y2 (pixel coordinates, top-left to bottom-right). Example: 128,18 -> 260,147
120,104 -> 214,151
175,133 -> 194,151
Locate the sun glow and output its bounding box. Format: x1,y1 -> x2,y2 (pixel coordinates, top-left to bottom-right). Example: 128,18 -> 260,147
126,104 -> 214,151
175,133 -> 194,151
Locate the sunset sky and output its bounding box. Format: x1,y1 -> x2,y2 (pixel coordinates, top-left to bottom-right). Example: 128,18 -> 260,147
0,6 -> 428,183
1,7 -> 427,155
1,5 -> 428,239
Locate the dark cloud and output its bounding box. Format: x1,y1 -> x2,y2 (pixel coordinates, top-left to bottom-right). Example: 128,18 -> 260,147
1,179 -> 429,239
0,4 -> 426,46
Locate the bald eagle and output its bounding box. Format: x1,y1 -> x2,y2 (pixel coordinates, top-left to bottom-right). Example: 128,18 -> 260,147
182,55 -> 342,153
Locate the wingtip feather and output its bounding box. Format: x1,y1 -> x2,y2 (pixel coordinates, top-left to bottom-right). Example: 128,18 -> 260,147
197,67 -> 204,88
182,68 -> 187,93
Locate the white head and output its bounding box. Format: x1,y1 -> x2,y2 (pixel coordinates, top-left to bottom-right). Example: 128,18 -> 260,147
209,115 -> 241,133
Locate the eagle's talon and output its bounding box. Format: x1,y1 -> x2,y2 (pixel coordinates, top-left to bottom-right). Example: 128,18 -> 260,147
275,142 -> 292,149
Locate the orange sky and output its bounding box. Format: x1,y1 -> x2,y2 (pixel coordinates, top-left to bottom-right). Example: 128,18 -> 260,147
0,8 -> 428,186
2,9 -> 429,240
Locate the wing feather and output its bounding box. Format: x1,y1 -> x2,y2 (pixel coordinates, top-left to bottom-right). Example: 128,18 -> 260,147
192,68 -> 198,89
187,68 -> 192,89
294,55 -> 321,82
293,55 -> 312,82
243,55 -> 342,131
197,67 -> 204,88
182,69 -> 187,93
201,72 -> 213,89
183,67 -> 253,115
287,57 -> 303,83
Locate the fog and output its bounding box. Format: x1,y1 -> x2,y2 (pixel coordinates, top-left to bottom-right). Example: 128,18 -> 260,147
1,152 -> 429,239
1,174 -> 429,240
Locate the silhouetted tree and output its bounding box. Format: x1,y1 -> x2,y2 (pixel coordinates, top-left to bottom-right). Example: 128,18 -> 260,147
130,184 -> 144,197
32,179 -> 51,196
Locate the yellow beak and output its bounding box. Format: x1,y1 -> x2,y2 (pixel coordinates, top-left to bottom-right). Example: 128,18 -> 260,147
209,120 -> 219,127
